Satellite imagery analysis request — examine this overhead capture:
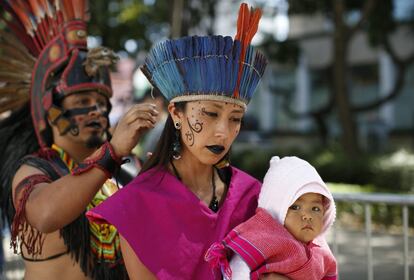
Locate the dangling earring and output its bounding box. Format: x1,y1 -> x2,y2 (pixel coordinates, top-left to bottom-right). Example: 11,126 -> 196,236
172,122 -> 182,160
215,152 -> 230,169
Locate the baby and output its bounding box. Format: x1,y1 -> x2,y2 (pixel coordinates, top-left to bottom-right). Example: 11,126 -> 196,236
205,156 -> 337,280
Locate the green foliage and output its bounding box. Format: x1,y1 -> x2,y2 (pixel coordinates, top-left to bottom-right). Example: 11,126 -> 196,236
328,183 -> 413,229
310,148 -> 375,186
88,0 -> 170,53
87,0 -> 219,54
260,35 -> 299,64
373,150 -> 414,192
232,145 -> 414,193
232,146 -> 414,229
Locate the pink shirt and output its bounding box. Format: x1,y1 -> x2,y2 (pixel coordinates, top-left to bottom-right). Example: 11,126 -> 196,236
209,208 -> 337,280
87,166 -> 261,279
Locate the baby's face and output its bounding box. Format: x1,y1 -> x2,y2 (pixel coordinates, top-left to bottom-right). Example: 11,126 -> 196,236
284,193 -> 325,243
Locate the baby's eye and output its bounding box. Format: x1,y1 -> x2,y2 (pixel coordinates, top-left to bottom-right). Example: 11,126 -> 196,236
312,206 -> 321,212
289,205 -> 300,210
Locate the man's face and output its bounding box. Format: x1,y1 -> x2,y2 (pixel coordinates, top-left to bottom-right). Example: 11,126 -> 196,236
61,91 -> 109,148
284,193 -> 325,243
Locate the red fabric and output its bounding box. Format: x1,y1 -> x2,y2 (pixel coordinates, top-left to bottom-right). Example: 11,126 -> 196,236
224,208 -> 337,280
11,174 -> 52,255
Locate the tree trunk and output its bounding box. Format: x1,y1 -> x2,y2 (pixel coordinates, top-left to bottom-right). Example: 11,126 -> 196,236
171,0 -> 185,37
333,0 -> 359,155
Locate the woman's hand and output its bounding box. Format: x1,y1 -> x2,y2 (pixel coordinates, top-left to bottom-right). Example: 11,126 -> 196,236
260,274 -> 291,280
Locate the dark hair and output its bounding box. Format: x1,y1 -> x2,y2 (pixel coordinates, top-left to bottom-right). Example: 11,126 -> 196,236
140,102 -> 186,173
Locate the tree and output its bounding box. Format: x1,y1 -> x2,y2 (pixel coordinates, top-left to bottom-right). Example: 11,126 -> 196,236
266,0 -> 414,155
88,0 -> 218,55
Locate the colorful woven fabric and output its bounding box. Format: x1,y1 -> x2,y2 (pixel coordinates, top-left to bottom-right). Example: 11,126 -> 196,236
51,145 -> 122,264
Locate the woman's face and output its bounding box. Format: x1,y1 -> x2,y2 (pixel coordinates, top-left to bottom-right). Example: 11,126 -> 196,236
171,100 -> 245,165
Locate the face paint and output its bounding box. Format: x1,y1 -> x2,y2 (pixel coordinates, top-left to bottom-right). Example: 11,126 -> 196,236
184,115 -> 203,146
60,91 -> 110,145
177,100 -> 244,165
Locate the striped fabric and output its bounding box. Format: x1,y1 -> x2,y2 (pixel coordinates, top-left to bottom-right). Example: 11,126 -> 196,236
51,145 -> 122,264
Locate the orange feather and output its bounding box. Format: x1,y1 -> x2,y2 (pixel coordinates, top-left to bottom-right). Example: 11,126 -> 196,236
61,0 -> 75,21
233,3 -> 262,98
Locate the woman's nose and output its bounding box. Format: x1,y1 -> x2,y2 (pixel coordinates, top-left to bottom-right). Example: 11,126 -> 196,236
214,120 -> 229,139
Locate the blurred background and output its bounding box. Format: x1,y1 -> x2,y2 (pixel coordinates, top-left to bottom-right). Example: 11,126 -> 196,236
2,0 -> 414,279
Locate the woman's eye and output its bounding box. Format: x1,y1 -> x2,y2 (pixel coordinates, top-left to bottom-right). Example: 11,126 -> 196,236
203,111 -> 218,117
231,117 -> 242,123
289,205 -> 300,210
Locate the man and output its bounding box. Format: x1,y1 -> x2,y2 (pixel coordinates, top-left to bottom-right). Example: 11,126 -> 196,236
0,1 -> 157,279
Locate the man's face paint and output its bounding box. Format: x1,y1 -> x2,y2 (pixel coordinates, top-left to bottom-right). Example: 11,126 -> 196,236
60,91 -> 110,147
178,100 -> 244,165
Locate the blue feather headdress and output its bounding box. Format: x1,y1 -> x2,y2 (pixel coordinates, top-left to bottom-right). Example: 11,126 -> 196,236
141,3 -> 267,109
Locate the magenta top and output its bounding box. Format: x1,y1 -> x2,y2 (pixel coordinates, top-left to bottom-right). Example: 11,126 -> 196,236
86,166 -> 261,279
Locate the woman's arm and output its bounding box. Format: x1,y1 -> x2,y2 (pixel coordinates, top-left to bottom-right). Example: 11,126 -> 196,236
120,236 -> 157,280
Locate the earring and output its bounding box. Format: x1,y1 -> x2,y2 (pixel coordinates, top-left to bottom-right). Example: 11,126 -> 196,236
172,123 -> 182,160
215,152 -> 230,169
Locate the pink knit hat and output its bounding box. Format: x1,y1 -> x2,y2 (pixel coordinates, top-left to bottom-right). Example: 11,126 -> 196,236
258,156 -> 336,238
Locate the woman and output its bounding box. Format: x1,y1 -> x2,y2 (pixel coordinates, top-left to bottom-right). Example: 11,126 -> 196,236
87,3 -> 289,279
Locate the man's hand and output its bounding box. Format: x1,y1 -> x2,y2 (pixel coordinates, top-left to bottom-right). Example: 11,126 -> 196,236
110,103 -> 159,157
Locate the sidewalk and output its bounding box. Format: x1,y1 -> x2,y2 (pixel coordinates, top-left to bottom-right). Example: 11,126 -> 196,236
1,228 -> 413,280
326,227 -> 414,280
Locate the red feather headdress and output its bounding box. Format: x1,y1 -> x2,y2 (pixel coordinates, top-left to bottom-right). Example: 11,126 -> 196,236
0,0 -> 116,147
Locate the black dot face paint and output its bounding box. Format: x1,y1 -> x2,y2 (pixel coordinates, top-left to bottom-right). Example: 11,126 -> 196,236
184,105 -> 203,147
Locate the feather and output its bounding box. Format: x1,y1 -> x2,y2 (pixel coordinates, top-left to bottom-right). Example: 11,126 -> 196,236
7,1 -> 36,37
0,84 -> 31,95
0,41 -> 36,65
0,98 -> 29,114
0,59 -> 33,74
233,3 -> 262,98
72,0 -> 86,20
28,0 -> 45,20
61,0 -> 75,21
0,87 -> 29,113
0,71 -> 32,82
0,31 -> 36,63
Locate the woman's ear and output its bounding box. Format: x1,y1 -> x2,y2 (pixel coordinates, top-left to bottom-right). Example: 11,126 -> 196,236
168,103 -> 183,125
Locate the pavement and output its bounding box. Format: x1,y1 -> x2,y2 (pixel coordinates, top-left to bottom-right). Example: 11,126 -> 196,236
1,227 -> 413,280
326,227 -> 414,280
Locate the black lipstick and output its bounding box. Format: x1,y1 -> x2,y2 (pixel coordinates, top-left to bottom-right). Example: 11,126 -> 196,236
206,145 -> 225,155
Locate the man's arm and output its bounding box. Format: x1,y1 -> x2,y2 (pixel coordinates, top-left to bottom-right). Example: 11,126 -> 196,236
12,103 -> 158,233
